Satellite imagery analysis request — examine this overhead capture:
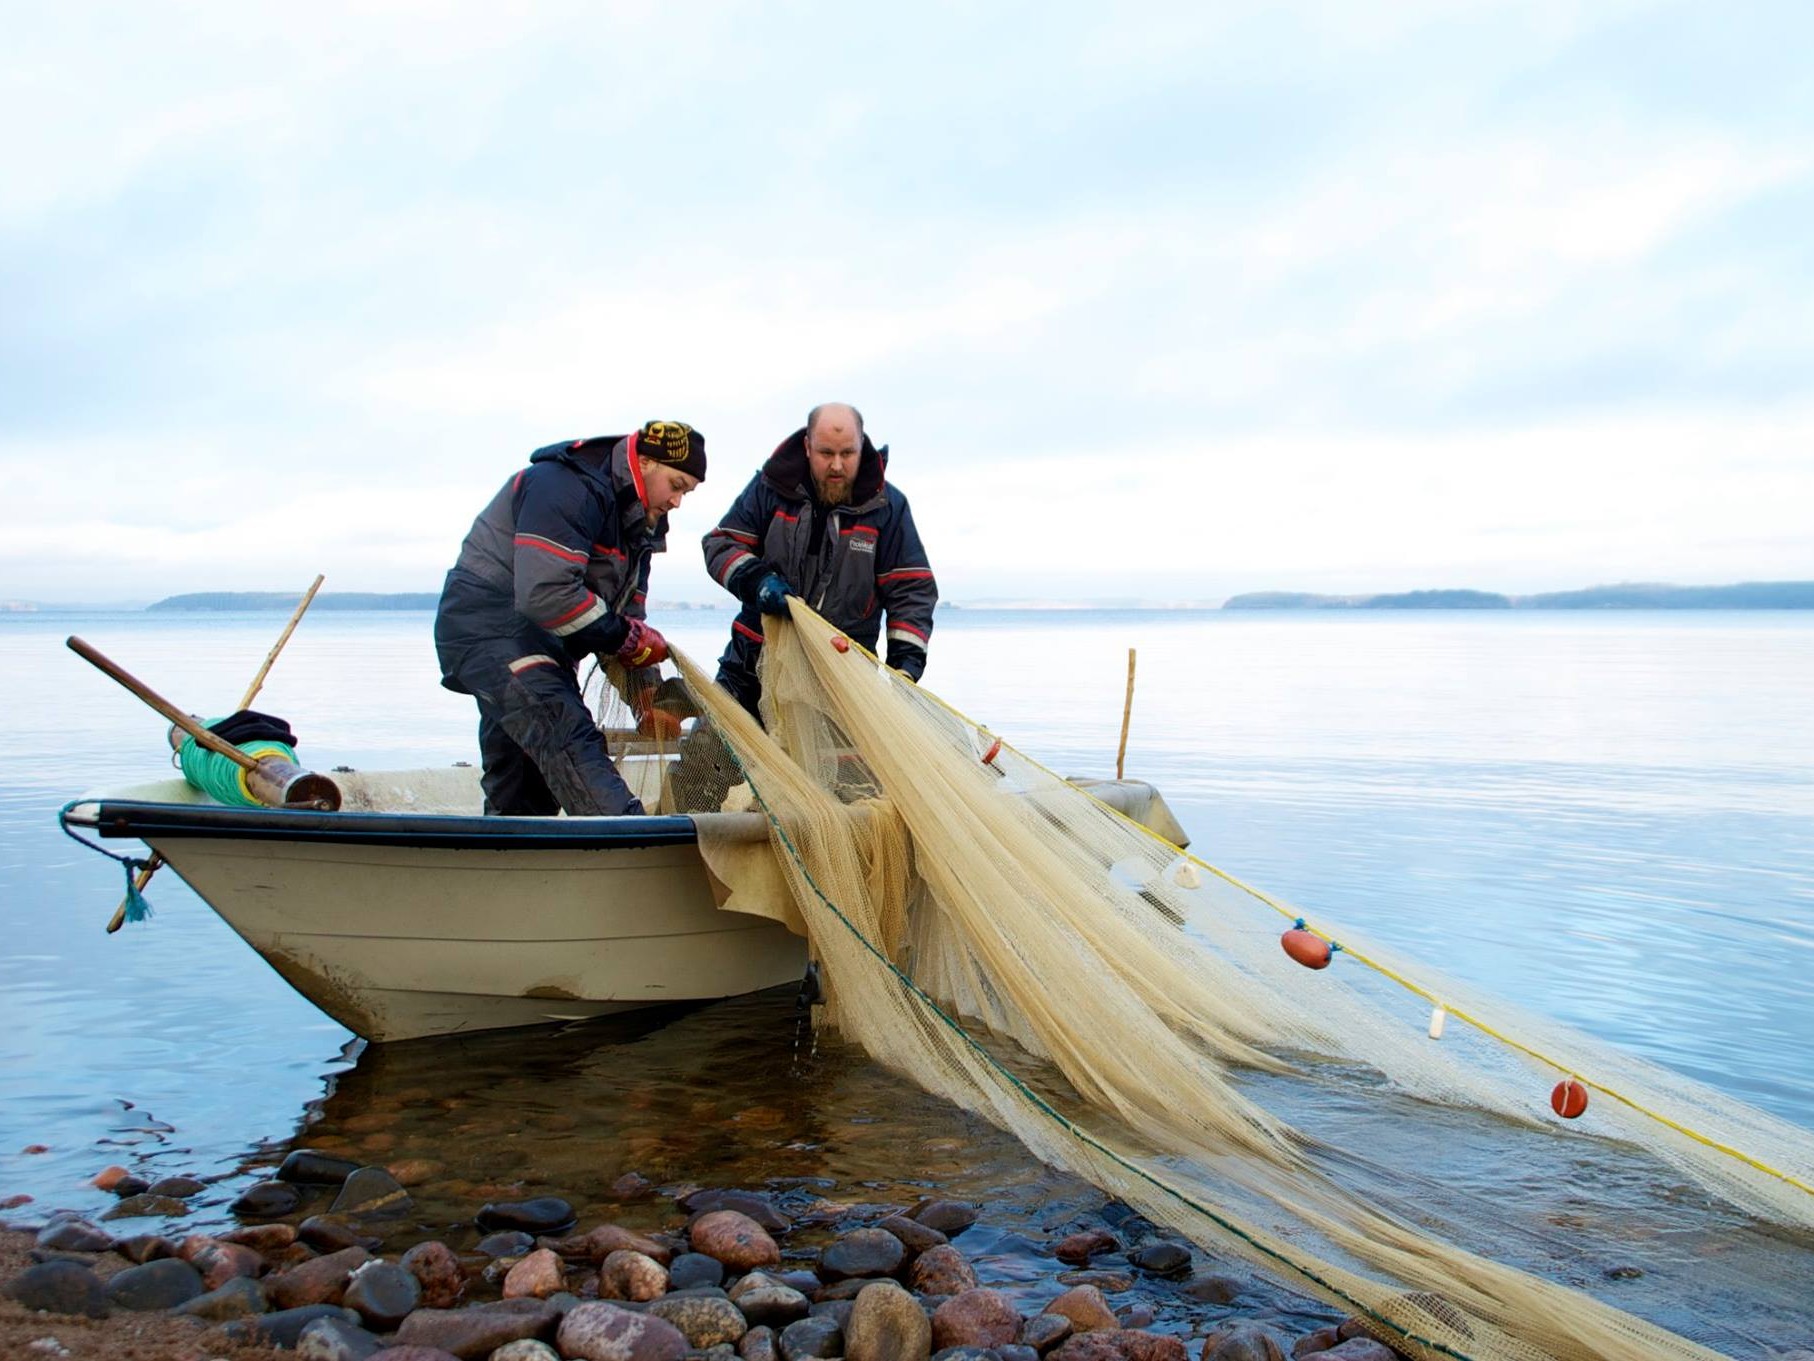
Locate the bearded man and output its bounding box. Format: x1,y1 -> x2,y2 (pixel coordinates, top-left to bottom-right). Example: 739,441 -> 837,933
435,421 -> 705,815
702,402 -> 937,718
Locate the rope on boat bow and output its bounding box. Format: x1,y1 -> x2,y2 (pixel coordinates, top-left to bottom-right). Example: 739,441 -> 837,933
57,800 -> 155,924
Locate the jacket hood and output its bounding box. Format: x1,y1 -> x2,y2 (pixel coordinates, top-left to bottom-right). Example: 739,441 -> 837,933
530,435 -> 667,540
761,426 -> 888,509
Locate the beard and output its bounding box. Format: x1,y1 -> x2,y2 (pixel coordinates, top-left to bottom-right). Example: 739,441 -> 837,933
815,476 -> 852,506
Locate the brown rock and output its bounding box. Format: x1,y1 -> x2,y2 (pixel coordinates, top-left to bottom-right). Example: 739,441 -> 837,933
267,1245 -> 373,1309
739,1324 -> 778,1361
569,1222 -> 674,1265
1024,1313 -> 1075,1352
876,1213 -> 947,1257
114,1233 -> 178,1264
386,1158 -> 444,1186
1052,1331 -> 1188,1360
907,1242 -> 978,1296
1202,1321 -> 1291,1361
366,1349 -> 463,1361
689,1209 -> 781,1272
186,1238 -> 266,1290
503,1247 -> 567,1299
557,1299 -> 687,1361
401,1240 -> 465,1309
1309,1341 -> 1398,1361
1047,1284 -> 1120,1332
222,1222 -> 298,1253
599,1247 -> 669,1301
930,1286 -> 1022,1351
90,1164 -> 132,1191
844,1280 -> 931,1361
1056,1229 -> 1120,1265
1291,1326 -> 1343,1357
395,1301 -> 559,1358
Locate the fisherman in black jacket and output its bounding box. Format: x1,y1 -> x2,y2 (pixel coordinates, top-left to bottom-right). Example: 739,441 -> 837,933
702,403 -> 937,718
435,421 -> 706,816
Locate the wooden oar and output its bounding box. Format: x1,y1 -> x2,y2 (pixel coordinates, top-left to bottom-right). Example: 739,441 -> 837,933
1115,646 -> 1137,780
101,578 -> 327,932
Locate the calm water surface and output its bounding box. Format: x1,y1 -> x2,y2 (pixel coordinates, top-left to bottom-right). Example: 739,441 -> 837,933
0,608 -> 1809,1341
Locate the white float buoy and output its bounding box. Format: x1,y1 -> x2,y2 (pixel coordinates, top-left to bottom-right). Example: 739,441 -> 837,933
1428,1006 -> 1447,1040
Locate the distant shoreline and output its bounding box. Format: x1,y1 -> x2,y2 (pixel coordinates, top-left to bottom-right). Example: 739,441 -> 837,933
2,580 -> 1811,613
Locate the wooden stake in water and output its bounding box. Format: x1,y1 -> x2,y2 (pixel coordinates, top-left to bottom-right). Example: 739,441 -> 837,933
100,576 -> 327,932
1116,647 -> 1137,780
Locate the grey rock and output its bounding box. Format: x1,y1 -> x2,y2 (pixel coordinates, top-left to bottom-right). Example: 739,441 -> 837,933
909,1199 -> 980,1236
1128,1240 -> 1192,1276
877,1213 -> 948,1256
301,1212 -> 384,1253
279,1149 -> 364,1184
681,1188 -> 790,1233
476,1229 -> 536,1258
668,1250 -> 725,1290
234,1179 -> 304,1217
105,1256 -> 205,1310
1021,1313 -> 1072,1351
100,1193 -> 190,1220
778,1313 -> 844,1359
35,1218 -> 113,1253
112,1175 -> 151,1198
113,1233 -> 178,1264
556,1299 -> 688,1360
331,1166 -> 411,1218
1309,1342 -> 1397,1361
819,1226 -> 906,1281
476,1196 -> 576,1235
1202,1321 -> 1292,1361
222,1303 -> 363,1347
490,1343 -> 562,1361
738,1324 -> 778,1361
1182,1272 -> 1245,1304
809,1298 -> 854,1329
999,1348 -> 1040,1361
344,1259 -> 421,1330
6,1260 -> 107,1317
929,1348 -> 1000,1360
298,1315 -> 385,1361
177,1275 -> 271,1320
147,1175 -> 208,1198
646,1292 -> 748,1347
733,1282 -> 811,1328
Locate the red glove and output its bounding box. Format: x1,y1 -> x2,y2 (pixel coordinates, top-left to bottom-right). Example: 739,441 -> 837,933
615,618 -> 669,669
636,707 -> 683,741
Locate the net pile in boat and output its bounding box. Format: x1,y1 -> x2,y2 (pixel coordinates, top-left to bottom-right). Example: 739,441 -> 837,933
594,606 -> 1814,1361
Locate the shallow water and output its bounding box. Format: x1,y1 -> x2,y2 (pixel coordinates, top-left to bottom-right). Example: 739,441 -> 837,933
0,608 -> 1810,1346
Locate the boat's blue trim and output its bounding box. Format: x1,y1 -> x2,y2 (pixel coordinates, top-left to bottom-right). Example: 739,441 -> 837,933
87,800 -> 702,851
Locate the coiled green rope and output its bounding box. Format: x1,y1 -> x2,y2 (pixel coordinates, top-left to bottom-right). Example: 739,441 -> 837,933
178,733 -> 298,807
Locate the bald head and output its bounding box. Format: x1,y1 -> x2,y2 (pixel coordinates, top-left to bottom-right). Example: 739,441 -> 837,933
803,403 -> 865,505
806,403 -> 864,441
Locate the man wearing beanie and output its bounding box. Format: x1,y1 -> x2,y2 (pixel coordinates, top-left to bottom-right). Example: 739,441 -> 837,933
435,421 -> 707,816
703,402 -> 937,719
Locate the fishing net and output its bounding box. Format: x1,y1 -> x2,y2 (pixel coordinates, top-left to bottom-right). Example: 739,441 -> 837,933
589,607 -> 1814,1361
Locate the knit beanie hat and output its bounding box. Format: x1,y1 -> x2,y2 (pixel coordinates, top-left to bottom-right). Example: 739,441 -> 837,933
636,420 -> 706,481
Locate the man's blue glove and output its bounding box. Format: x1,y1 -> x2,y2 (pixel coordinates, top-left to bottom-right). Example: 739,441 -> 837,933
755,571 -> 793,617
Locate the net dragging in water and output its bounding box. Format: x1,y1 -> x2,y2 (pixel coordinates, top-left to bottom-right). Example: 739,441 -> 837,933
593,609 -> 1814,1361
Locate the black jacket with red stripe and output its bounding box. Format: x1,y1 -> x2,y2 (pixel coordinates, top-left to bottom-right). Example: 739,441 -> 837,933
435,434 -> 663,689
702,426 -> 937,682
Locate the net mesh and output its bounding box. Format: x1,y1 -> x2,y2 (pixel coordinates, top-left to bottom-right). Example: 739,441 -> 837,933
588,608 -> 1814,1361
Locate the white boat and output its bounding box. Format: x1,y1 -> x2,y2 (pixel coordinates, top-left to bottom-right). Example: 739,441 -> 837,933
64,763 -> 1188,1042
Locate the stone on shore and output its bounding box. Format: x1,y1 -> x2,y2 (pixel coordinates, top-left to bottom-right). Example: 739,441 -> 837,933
667,1250 -> 724,1289
268,1244 -> 373,1309
1050,1330 -> 1189,1359
1129,1240 -> 1192,1276
280,1149 -> 364,1184
6,1259 -> 108,1317
1056,1229 -> 1120,1264
102,1192 -> 191,1220
819,1225 -> 907,1281
778,1313 -> 843,1358
223,1221 -> 298,1252
477,1196 -> 577,1235
728,1271 -> 810,1327
907,1242 -> 978,1296
401,1239 -> 465,1309
344,1258 -> 422,1329
234,1179 -> 304,1217
1023,1312 -> 1075,1351
503,1247 -> 567,1299
646,1292 -> 749,1347
90,1164 -> 132,1192
691,1209 -> 781,1271
147,1174 -> 208,1198
301,1213 -> 384,1253
105,1256 -> 205,1310
599,1247 -> 669,1300
1202,1321 -> 1292,1361
36,1218 -> 112,1252
114,1232 -> 178,1263
182,1235 -> 265,1289
1048,1283 -> 1121,1331
931,1286 -> 1022,1350
222,1302 -> 363,1348
397,1300 -> 561,1358
298,1314 -> 386,1361
909,1199 -> 980,1236
844,1279 -> 931,1361
557,1299 -> 688,1361
1290,1326 -> 1342,1357
331,1166 -> 412,1217
177,1274 -> 270,1320
365,1347 -> 464,1361
681,1187 -> 791,1232
568,1222 -> 674,1265
876,1213 -> 948,1256
490,1342 -> 562,1361
1303,1340 -> 1397,1361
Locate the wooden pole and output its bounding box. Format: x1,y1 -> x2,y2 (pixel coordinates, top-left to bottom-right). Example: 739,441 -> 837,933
1116,647 -> 1137,780
103,582 -> 329,932
238,574 -> 324,710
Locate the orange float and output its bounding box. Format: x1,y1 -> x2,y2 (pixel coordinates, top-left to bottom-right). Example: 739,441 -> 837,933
981,737 -> 1002,766
1280,920 -> 1333,970
1551,1078 -> 1589,1119
830,636 -> 850,653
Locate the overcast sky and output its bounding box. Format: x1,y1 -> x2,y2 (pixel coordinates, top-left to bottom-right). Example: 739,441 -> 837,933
4,1 -> 1810,605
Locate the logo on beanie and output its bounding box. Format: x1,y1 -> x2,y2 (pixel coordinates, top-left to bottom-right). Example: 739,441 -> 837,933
641,421 -> 695,464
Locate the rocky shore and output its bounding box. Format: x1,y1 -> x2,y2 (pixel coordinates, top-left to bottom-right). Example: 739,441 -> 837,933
3,1151 -> 1388,1361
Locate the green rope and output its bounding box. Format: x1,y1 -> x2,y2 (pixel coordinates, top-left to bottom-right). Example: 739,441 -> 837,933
178,731 -> 297,807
